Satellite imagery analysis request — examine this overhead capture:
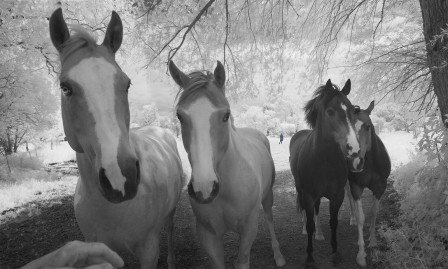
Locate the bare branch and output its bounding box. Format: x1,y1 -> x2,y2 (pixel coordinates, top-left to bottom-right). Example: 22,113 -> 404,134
148,0 -> 216,67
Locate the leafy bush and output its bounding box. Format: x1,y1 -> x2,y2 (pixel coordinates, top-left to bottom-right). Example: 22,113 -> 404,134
376,116 -> 448,269
0,152 -> 43,171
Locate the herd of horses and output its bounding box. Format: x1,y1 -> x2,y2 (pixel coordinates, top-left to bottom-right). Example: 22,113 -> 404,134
48,8 -> 391,269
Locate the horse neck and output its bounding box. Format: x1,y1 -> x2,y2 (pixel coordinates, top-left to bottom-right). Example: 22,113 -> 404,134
367,128 -> 391,174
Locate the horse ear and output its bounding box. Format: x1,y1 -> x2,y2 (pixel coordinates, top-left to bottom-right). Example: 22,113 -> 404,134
168,61 -> 190,88
102,11 -> 123,53
341,79 -> 352,95
341,79 -> 351,95
325,79 -> 332,90
49,8 -> 70,52
214,61 -> 226,88
366,100 -> 374,114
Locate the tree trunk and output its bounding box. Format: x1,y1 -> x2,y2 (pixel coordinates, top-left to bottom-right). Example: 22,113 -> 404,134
419,0 -> 448,128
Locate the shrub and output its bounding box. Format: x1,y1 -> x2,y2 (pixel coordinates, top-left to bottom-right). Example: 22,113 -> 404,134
376,117 -> 448,269
0,152 -> 43,171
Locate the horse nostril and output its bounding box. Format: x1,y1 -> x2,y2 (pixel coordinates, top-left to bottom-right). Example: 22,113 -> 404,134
99,168 -> 112,193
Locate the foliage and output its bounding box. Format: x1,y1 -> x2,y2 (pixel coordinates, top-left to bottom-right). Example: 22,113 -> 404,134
0,0 -> 59,155
376,115 -> 448,269
234,99 -> 304,136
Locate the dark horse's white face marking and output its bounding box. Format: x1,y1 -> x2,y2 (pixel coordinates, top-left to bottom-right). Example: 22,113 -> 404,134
49,8 -> 139,203
169,61 -> 229,204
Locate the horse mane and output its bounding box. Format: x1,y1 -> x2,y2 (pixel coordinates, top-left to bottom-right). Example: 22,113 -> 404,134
60,25 -> 98,63
175,70 -> 223,108
304,83 -> 341,128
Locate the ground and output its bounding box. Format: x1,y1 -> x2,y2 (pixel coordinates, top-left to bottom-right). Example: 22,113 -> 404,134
0,133 -> 413,269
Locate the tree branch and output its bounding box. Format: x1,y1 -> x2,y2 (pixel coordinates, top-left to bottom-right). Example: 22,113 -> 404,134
148,0 -> 216,67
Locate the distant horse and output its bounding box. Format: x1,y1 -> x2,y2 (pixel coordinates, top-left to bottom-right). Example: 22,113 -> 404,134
169,61 -> 285,269
346,101 -> 391,267
289,79 -> 363,266
49,9 -> 183,268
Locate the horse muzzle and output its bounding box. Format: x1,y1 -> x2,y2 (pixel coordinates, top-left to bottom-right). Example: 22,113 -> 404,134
347,154 -> 364,173
187,179 -> 219,204
98,160 -> 140,203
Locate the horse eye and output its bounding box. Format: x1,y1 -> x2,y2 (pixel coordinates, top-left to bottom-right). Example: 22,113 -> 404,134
223,112 -> 230,122
60,84 -> 72,96
326,108 -> 335,116
365,124 -> 371,130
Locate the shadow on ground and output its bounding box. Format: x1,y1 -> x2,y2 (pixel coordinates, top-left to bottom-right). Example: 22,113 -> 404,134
0,170 -> 399,269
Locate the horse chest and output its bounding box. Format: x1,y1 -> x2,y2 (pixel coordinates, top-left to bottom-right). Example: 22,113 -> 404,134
74,178 -> 167,249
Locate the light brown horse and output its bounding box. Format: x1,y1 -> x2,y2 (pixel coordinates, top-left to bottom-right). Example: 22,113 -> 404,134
49,8 -> 183,268
346,101 -> 391,267
169,61 -> 285,269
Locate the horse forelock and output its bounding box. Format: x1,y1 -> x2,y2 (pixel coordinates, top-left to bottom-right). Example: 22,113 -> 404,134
175,71 -> 228,109
59,25 -> 100,65
304,83 -> 341,128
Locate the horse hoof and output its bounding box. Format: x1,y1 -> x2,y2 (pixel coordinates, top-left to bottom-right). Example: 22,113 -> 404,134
274,254 -> 286,267
356,254 -> 367,267
315,233 -> 325,241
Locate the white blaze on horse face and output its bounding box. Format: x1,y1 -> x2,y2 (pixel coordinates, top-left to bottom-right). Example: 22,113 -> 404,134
68,57 -> 126,195
355,120 -> 363,137
183,97 -> 218,198
341,104 -> 360,159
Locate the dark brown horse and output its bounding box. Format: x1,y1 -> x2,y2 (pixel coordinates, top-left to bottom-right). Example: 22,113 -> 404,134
346,101 -> 391,267
289,79 -> 363,266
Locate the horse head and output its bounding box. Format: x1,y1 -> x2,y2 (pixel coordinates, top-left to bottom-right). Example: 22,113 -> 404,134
49,8 -> 140,203
169,60 -> 229,204
305,79 -> 364,172
354,100 -> 375,164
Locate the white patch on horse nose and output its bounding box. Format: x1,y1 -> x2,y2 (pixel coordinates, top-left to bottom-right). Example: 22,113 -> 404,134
341,104 -> 360,156
68,57 -> 126,195
353,156 -> 360,170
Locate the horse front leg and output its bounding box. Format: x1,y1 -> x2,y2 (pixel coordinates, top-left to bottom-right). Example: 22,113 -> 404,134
368,196 -> 380,247
314,199 -> 325,241
235,212 -> 259,269
166,209 -> 176,269
197,222 -> 225,269
345,182 -> 357,225
354,199 -> 367,267
303,195 -> 316,265
329,191 -> 344,265
137,232 -> 160,269
262,189 -> 286,267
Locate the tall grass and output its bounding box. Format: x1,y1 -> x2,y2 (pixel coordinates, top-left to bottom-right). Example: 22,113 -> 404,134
0,145 -> 77,224
375,152 -> 448,269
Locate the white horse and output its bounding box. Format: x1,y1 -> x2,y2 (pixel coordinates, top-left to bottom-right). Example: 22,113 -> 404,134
169,61 -> 285,269
49,8 -> 183,268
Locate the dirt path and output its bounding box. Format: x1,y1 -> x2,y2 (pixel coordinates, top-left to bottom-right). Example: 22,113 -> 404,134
0,170 -> 397,269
